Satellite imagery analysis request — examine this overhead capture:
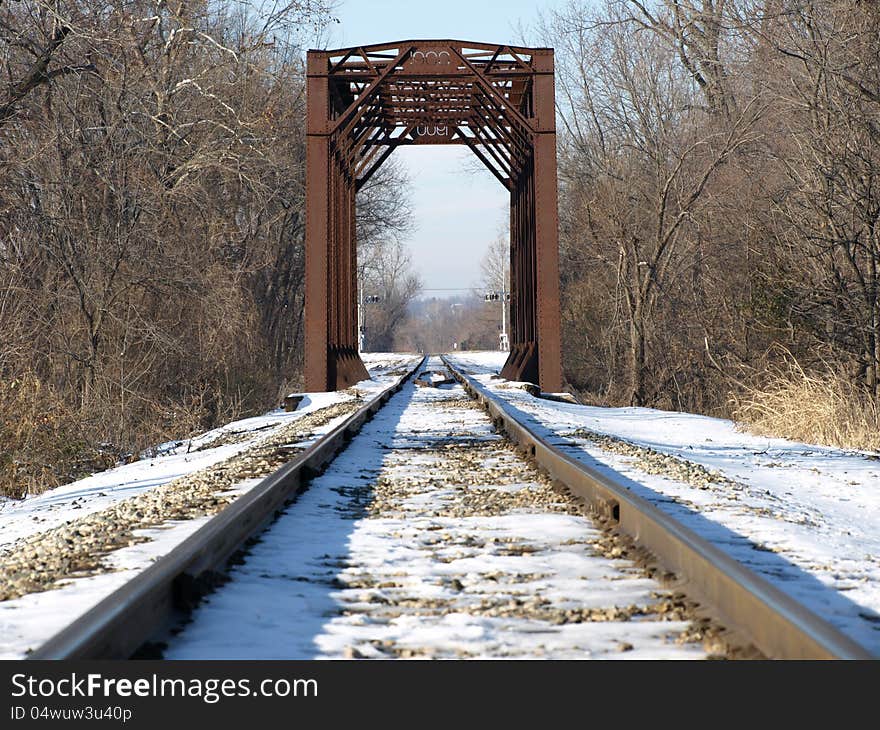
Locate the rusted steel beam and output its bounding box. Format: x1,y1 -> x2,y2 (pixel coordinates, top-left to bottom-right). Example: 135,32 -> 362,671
356,142 -> 399,191
454,131 -> 512,190
334,66 -> 537,77
330,46 -> 413,135
532,51 -> 562,392
502,156 -> 539,385
469,92 -> 531,162
319,39 -> 551,57
462,125 -> 515,180
468,102 -> 529,173
449,47 -> 534,139
305,50 -> 370,391
305,54 -> 331,391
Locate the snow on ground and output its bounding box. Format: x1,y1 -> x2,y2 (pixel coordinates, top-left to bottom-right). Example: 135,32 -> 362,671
0,355 -> 420,659
165,358 -> 708,660
0,354 -> 417,549
0,483 -> 255,659
447,351 -> 880,653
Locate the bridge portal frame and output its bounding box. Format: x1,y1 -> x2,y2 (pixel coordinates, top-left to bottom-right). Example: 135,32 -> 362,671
305,40 -> 562,392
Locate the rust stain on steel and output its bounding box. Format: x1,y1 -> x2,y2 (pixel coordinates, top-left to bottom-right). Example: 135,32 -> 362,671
306,40 -> 562,391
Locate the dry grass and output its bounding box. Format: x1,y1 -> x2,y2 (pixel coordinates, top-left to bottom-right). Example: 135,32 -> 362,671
731,358 -> 880,452
0,370 -> 271,500
0,373 -> 112,499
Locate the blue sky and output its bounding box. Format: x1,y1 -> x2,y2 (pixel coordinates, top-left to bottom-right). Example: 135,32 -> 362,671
327,0 -> 564,296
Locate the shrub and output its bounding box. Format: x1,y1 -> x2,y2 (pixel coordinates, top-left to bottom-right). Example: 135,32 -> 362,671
0,374 -> 113,498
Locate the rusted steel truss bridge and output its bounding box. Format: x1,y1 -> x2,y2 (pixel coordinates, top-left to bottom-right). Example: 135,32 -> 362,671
305,40 -> 562,392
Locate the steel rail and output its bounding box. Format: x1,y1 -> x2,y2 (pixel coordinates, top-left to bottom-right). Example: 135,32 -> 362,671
441,356 -> 877,660
30,357 -> 426,660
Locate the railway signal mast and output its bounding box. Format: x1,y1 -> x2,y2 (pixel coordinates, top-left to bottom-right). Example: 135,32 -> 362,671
484,290 -> 511,351
358,290 -> 382,352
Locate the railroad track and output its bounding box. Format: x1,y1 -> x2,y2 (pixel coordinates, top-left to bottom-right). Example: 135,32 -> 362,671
441,357 -> 875,660
30,356 -> 876,659
29,357 -> 425,660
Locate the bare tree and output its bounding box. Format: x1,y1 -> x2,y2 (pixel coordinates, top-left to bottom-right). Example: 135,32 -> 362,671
360,239 -> 421,352
616,0 -> 742,117
0,1 -> 414,496
551,1 -> 763,405
762,1 -> 880,397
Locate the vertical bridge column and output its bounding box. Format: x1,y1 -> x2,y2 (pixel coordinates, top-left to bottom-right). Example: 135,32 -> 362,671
305,51 -> 369,391
304,52 -> 330,391
502,157 -> 538,384
500,49 -> 562,392
532,50 -> 563,393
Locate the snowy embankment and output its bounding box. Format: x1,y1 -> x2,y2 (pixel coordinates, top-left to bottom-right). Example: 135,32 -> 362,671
447,351 -> 880,653
0,354 -> 419,659
0,354 -> 411,548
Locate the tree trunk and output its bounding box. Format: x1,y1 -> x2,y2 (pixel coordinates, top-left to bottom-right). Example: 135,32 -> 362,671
628,316 -> 646,407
